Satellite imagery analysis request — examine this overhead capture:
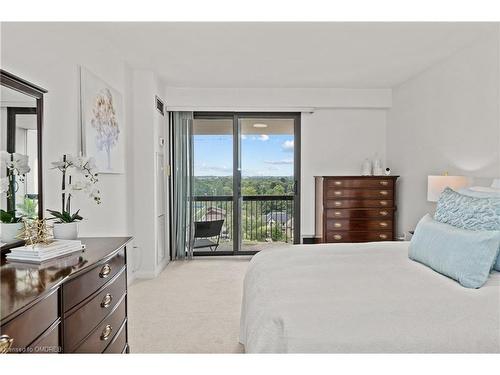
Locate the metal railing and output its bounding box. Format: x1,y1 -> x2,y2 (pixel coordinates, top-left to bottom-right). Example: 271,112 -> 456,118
193,195 -> 294,245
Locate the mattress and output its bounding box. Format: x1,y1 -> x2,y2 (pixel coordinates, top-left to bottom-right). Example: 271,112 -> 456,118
239,241 -> 500,353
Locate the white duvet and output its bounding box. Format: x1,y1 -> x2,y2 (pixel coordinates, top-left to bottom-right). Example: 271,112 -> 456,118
240,242 -> 500,353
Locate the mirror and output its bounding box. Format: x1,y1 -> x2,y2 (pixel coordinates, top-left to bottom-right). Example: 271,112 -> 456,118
0,70 -> 46,249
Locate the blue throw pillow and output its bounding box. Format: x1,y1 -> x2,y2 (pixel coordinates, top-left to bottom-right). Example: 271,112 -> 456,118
435,187 -> 500,271
409,214 -> 500,288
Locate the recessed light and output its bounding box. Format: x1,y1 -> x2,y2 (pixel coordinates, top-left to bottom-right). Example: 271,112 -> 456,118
253,123 -> 268,128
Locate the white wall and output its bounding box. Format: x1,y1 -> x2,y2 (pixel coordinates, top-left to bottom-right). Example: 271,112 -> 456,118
1,23 -> 131,237
387,30 -> 500,237
165,87 -> 390,239
301,109 -> 387,235
1,24 -> 169,282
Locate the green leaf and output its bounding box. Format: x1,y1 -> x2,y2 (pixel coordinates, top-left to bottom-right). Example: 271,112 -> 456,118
0,209 -> 21,223
47,209 -> 84,223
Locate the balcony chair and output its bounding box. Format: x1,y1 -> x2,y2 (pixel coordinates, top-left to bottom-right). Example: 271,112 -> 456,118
193,219 -> 225,251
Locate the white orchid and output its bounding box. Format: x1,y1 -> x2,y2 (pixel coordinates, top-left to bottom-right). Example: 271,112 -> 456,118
48,154 -> 102,222
1,152 -> 31,177
0,177 -> 9,196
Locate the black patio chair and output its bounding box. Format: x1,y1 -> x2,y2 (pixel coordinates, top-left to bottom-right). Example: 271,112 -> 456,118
193,219 -> 225,251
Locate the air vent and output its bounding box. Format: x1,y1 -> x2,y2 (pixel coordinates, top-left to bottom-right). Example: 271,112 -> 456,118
155,95 -> 164,116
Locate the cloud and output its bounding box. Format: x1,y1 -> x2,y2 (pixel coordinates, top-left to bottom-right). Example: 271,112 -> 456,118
264,159 -> 293,165
258,134 -> 269,141
195,164 -> 231,174
282,140 -> 294,152
241,134 -> 247,140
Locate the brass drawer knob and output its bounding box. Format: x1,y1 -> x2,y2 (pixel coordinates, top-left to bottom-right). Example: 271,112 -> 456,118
334,201 -> 342,207
380,181 -> 389,186
379,222 -> 388,227
101,293 -> 113,308
334,211 -> 342,216
334,191 -> 342,196
380,201 -> 388,206
379,210 -> 388,216
333,234 -> 342,240
334,181 -> 342,186
379,234 -> 388,240
0,335 -> 14,354
380,190 -> 388,196
100,324 -> 113,341
334,222 -> 342,228
99,264 -> 111,278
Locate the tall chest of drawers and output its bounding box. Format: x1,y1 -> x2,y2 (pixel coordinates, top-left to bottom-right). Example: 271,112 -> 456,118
0,237 -> 132,354
314,176 -> 399,243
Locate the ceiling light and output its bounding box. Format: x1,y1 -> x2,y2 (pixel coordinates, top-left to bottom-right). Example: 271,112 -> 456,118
253,123 -> 268,128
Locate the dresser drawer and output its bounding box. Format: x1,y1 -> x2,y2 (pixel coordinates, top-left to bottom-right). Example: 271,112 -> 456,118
63,250 -> 125,312
64,269 -> 126,352
325,188 -> 392,199
25,320 -> 60,354
326,208 -> 393,219
326,178 -> 394,189
326,231 -> 393,242
73,295 -> 126,353
326,219 -> 392,231
325,199 -> 393,209
103,319 -> 127,354
1,289 -> 58,352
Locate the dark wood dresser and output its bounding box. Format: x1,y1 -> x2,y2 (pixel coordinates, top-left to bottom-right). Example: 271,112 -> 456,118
315,176 -> 399,243
0,237 -> 132,354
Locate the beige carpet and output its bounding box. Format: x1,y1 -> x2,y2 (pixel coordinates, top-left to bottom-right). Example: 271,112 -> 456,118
128,256 -> 252,353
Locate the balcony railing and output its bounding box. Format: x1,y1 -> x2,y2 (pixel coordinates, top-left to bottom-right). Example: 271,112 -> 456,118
193,195 -> 295,248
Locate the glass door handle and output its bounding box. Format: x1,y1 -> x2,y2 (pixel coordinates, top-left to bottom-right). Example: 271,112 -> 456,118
294,180 -> 298,195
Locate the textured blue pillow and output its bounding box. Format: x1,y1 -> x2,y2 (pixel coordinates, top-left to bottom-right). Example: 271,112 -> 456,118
435,188 -> 500,271
409,214 -> 500,288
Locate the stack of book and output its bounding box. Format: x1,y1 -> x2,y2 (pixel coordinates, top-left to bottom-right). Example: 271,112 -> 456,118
6,240 -> 85,263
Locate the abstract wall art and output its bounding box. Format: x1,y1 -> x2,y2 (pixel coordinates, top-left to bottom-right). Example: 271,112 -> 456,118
80,67 -> 124,174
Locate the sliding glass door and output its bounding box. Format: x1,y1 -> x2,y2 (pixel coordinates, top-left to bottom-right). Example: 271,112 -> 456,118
192,112 -> 300,255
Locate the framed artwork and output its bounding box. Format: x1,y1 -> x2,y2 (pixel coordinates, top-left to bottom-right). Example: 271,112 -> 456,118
80,66 -> 124,174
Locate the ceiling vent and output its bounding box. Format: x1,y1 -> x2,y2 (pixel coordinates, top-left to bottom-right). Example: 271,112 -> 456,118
155,96 -> 165,116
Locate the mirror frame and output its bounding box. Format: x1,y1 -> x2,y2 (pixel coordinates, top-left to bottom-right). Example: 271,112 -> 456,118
1,69 -> 47,252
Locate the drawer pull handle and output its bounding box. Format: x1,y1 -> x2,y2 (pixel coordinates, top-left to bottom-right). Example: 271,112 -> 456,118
380,190 -> 388,196
380,201 -> 388,206
379,234 -> 388,240
101,293 -> 113,308
99,264 -> 111,278
333,234 -> 342,240
379,222 -> 388,227
334,211 -> 342,216
380,181 -> 389,186
100,325 -> 113,341
334,201 -> 342,207
334,181 -> 342,186
334,223 -> 342,228
0,335 -> 14,354
380,211 -> 388,216
334,191 -> 342,196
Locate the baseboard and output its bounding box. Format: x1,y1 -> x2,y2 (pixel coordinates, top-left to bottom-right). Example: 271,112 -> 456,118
132,257 -> 170,280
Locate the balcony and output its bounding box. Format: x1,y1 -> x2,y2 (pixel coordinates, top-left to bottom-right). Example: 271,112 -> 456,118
193,195 -> 295,252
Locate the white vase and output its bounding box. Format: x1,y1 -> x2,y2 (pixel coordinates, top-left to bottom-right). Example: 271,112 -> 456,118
53,222 -> 79,240
1,222 -> 24,243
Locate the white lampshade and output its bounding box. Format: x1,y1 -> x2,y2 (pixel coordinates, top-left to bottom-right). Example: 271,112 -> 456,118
427,175 -> 469,202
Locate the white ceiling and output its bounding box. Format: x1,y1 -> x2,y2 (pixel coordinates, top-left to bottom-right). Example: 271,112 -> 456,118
92,22 -> 496,88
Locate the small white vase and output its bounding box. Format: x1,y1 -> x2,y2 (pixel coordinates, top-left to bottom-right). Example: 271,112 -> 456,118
53,222 -> 79,240
1,222 -> 24,243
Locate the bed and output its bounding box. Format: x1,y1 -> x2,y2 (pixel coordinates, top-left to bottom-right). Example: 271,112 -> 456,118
239,241 -> 500,353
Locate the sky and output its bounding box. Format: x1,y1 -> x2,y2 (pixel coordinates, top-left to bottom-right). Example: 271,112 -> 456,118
194,134 -> 294,177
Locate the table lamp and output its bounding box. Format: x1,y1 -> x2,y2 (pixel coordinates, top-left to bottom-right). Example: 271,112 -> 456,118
427,174 -> 469,202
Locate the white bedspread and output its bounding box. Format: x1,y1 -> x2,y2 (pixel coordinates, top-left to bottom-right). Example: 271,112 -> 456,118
240,242 -> 500,353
